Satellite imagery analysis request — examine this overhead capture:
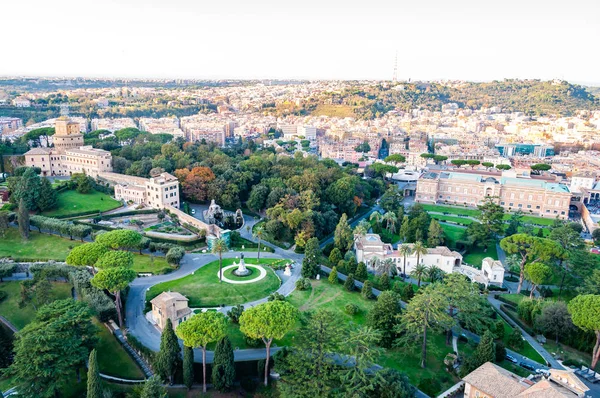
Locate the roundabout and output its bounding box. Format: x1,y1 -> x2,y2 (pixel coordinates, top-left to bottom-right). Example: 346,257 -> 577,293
218,264 -> 267,284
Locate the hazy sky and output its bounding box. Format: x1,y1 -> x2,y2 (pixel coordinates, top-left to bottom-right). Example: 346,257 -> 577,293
2,0 -> 599,83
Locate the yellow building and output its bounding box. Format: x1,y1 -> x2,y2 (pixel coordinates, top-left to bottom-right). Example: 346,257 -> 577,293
150,291 -> 192,331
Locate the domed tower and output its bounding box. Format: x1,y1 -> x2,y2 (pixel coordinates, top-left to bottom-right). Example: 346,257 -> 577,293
53,116 -> 83,153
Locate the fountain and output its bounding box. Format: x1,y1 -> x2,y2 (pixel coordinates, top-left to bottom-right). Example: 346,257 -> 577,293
233,253 -> 252,277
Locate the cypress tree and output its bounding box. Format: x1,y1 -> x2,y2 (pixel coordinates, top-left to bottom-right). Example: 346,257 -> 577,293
140,375 -> 166,398
344,274 -> 355,292
361,280 -> 375,300
212,336 -> 235,392
183,345 -> 194,390
37,177 -> 58,211
86,349 -> 102,398
355,262 -> 368,281
154,319 -> 180,384
328,266 -> 338,284
475,330 -> 495,365
379,273 -> 391,291
18,198 -> 29,240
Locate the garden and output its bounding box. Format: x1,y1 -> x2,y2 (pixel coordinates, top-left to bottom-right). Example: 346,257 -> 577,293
146,258 -> 284,308
145,221 -> 193,236
41,189 -> 122,218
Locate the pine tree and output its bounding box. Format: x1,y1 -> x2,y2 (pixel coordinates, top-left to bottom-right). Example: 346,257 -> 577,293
355,262 -> 368,281
475,330 -> 495,365
344,273 -> 356,291
183,345 -> 194,390
328,248 -> 343,267
18,198 -> 29,240
334,213 -> 353,252
427,219 -> 444,247
367,291 -> 401,348
401,284 -> 414,302
86,349 -> 102,398
212,336 -> 235,392
154,319 -> 180,384
328,266 -> 338,284
379,273 -> 391,291
37,177 -> 58,211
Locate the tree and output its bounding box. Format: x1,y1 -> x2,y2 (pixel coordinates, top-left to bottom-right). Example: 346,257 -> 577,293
500,234 -> 564,294
140,375 -> 167,398
95,229 -> 143,251
481,162 -> 494,169
398,244 -> 414,279
524,263 -> 553,298
362,280 -> 375,299
593,229 -> 600,246
341,326 -> 383,395
400,284 -> 415,302
427,219 -> 444,247
334,213 -> 353,252
183,345 -> 194,390
211,238 -> 228,283
37,177 -> 57,211
505,210 -> 524,236
253,226 -> 264,263
328,266 -> 338,284
507,329 -> 524,350
10,167 -> 41,211
0,263 -> 15,282
530,163 -> 551,174
450,159 -> 467,167
91,267 -> 137,328
86,349 -> 102,398
355,261 -> 368,281
382,211 -> 397,234
496,164 -> 511,171
550,225 -> 584,296
301,237 -> 321,278
9,299 -> 97,398
475,330 -> 495,365
95,250 -> 134,270
175,167 -> 216,202
18,198 -> 29,240
0,210 -> 10,238
494,319 -> 505,341
240,301 -> 299,386
247,184 -> 269,212
411,264 -> 427,287
344,273 -> 356,291
368,291 -> 402,348
384,154 -> 406,164
372,368 -> 415,398
568,295 -> 600,369
379,273 -> 391,290
412,241 -> 428,274
536,301 -> 573,344
466,159 -> 480,169
354,140 -> 371,153
212,336 -> 235,392
379,186 -> 403,213
426,265 -> 444,283
155,319 -> 180,384
75,173 -> 93,194
275,309 -> 345,397
395,285 -> 453,368
474,198 -> 505,249
176,311 -> 227,392
329,247 -> 343,267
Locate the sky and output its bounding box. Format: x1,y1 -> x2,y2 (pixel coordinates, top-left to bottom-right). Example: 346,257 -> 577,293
2,0 -> 599,83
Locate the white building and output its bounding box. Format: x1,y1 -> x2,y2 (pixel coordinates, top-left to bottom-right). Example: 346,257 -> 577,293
108,172 -> 180,209
570,175 -> 595,194
12,97 -> 31,107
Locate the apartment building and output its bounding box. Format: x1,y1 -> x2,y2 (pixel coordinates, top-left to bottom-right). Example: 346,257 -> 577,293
416,170 -> 571,219
0,117 -> 23,135
91,117 -> 136,132
139,117 -> 185,138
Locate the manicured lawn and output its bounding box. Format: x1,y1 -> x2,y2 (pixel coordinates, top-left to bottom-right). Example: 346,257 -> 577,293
430,213 -> 475,225
132,254 -> 172,274
463,245 -> 499,268
147,258 -> 283,307
504,214 -> 556,226
93,319 -> 144,379
440,224 -> 466,248
0,228 -> 83,261
42,189 -> 121,218
0,281 -> 72,329
421,204 -> 480,217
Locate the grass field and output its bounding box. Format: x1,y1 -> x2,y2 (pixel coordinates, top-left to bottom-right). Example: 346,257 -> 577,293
147,258 -> 282,307
312,104 -> 356,118
132,254 -> 172,274
440,224 -> 466,248
0,228 -> 83,261
422,204 -> 558,226
42,189 -> 121,218
463,245 -> 499,268
430,214 -> 475,225
93,319 -> 144,379
0,281 -> 72,329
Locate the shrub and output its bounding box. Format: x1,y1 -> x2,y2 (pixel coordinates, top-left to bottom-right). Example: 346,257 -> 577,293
344,274 -> 355,291
0,290 -> 7,303
165,246 -> 185,266
345,303 -> 359,315
507,329 -> 524,350
361,280 -> 375,300
268,292 -> 285,301
295,277 -> 311,291
227,304 -> 244,324
418,378 -> 441,397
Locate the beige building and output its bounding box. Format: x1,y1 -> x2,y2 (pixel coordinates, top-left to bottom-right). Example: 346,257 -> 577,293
103,171 -> 180,209
416,171 -> 571,219
25,117 -> 113,177
150,291 -> 192,331
463,362 -> 588,398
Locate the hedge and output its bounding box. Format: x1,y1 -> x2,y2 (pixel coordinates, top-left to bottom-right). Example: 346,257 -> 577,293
73,220 -> 117,232
499,304 -> 535,335
54,209 -> 105,219
98,209 -> 158,220
494,294 -> 518,308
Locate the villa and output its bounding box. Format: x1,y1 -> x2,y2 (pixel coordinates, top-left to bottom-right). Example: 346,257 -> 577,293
150,291 -> 192,331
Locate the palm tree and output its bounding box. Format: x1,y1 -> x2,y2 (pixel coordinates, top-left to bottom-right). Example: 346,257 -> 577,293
378,258 -> 395,276
413,241 -> 428,271
354,220 -> 370,239
426,265 -> 444,283
369,211 -> 382,231
398,244 -> 414,279
382,212 -> 397,233
253,226 -> 264,264
211,238 -> 228,283
411,264 -> 428,287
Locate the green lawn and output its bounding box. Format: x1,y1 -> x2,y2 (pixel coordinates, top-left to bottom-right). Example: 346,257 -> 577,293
42,189 -> 121,218
147,258 -> 283,307
0,281 -> 72,329
0,228 -> 83,261
93,319 -> 144,379
421,204 -> 480,217
543,340 -> 598,371
430,214 -> 475,225
440,224 -> 466,248
463,245 -> 499,268
132,254 -> 172,274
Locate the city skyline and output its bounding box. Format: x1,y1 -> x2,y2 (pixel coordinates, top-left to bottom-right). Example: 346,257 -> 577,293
2,0 -> 599,84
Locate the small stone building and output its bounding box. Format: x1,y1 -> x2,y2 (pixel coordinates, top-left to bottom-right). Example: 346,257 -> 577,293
150,291 -> 192,331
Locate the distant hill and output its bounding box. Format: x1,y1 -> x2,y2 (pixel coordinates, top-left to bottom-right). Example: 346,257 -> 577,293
304,80 -> 599,119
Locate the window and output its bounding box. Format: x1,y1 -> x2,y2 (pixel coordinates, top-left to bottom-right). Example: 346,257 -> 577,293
500,201 -> 505,205
527,204 -> 531,208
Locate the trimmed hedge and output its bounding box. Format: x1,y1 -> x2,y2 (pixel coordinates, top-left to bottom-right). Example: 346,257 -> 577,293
54,209 -> 104,219
98,209 -> 158,220
494,294 -> 518,308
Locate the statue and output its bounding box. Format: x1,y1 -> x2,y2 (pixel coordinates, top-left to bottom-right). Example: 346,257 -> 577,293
203,199 -> 224,225
284,264 -> 292,276
233,252 -> 251,276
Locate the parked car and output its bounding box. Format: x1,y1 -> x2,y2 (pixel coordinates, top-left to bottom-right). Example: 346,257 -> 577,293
520,362 -> 535,371
191,209 -> 196,215
536,369 -> 550,376
505,354 -> 518,364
